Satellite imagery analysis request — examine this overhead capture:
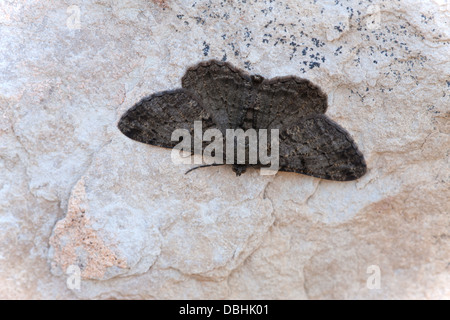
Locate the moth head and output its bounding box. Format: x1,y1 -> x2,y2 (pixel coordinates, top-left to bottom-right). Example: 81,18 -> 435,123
232,164 -> 247,176
251,74 -> 264,84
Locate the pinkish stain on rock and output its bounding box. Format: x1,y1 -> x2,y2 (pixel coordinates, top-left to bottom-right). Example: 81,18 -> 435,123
49,178 -> 127,280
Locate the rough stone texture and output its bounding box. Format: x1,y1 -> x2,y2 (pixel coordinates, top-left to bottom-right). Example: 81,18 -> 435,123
0,0 -> 448,299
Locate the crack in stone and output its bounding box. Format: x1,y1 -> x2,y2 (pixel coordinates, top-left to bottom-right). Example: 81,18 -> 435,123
305,180 -> 321,206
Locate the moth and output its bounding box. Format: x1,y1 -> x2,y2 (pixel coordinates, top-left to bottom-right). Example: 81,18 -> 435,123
118,60 -> 367,181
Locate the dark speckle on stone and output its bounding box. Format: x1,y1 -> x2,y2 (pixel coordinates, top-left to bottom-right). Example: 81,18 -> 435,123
195,17 -> 205,25
311,37 -> 325,48
309,61 -> 320,69
264,20 -> 273,28
202,41 -> 210,56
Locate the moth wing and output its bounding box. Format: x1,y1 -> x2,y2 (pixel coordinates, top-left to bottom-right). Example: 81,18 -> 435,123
253,76 -> 328,131
277,114 -> 366,181
181,60 -> 254,133
118,89 -> 217,151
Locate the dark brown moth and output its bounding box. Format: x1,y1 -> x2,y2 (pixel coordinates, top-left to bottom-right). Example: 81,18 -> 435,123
118,60 -> 367,181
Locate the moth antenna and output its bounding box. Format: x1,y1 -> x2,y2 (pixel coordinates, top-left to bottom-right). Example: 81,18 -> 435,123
185,164 -> 224,175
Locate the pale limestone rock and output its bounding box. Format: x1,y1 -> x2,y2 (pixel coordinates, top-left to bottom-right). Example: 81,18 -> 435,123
49,137 -> 273,282
0,0 -> 448,299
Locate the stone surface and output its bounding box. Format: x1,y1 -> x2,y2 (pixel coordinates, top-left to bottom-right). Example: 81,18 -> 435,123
0,0 -> 449,299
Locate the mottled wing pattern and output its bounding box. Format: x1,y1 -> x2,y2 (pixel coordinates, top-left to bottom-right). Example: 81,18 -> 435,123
182,60 -> 254,133
252,76 -> 328,131
278,114 -> 366,181
118,89 -> 216,150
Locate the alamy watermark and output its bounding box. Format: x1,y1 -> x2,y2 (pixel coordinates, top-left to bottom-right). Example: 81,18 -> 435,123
366,265 -> 381,290
170,121 -> 280,175
66,264 -> 81,291
366,5 -> 381,30
66,5 -> 81,30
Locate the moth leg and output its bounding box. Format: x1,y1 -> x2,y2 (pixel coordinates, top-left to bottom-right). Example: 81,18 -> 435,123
185,163 -> 225,175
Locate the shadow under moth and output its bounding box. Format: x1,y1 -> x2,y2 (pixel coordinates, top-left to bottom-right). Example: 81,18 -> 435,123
118,60 -> 367,181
